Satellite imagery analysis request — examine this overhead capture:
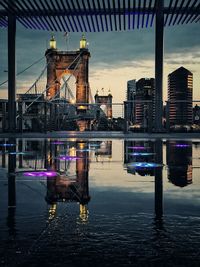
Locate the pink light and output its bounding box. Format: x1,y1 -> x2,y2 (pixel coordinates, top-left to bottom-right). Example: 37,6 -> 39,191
23,171 -> 57,177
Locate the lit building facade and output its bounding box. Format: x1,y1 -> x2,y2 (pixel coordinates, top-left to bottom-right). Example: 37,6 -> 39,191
168,67 -> 193,126
126,79 -> 136,123
135,78 -> 155,129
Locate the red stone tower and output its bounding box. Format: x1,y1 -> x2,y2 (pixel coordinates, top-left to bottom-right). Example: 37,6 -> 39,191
45,34 -> 90,109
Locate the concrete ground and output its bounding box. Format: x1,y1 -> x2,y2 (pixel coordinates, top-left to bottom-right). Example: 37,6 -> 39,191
0,131 -> 200,140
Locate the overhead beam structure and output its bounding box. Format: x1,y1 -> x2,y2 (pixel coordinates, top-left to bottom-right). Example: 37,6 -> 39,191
0,0 -> 199,31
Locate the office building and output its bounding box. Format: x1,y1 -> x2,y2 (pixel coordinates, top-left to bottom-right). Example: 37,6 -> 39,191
135,78 -> 155,129
126,80 -> 136,123
168,67 -> 193,126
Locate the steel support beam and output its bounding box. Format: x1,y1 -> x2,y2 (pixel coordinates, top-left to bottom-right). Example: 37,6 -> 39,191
8,139 -> 16,208
8,14 -> 16,132
155,0 -> 164,132
154,140 -> 163,218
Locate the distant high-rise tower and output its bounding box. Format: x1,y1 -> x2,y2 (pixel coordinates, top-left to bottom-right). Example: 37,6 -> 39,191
126,80 -> 136,122
127,80 -> 136,100
168,67 -> 193,126
135,78 -> 155,130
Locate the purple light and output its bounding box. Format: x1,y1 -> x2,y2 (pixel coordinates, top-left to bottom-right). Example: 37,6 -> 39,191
128,146 -> 149,150
57,155 -> 80,160
51,141 -> 64,145
174,144 -> 190,148
23,171 -> 57,177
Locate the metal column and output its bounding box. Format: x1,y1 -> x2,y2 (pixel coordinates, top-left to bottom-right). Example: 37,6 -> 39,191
8,14 -> 16,132
8,139 -> 16,208
155,0 -> 164,132
154,140 -> 163,218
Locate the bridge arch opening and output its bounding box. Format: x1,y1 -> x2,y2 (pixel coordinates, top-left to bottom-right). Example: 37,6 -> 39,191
45,39 -> 90,109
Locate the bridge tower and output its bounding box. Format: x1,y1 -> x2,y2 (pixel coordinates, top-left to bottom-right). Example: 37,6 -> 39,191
45,34 -> 90,110
95,90 -> 113,118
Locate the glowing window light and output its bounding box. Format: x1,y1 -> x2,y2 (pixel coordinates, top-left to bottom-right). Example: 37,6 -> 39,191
128,146 -> 150,150
23,171 -> 57,177
127,162 -> 163,168
57,156 -> 80,160
77,105 -> 87,110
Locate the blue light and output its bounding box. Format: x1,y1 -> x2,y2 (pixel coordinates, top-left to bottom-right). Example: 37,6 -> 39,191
57,156 -> 80,161
127,162 -> 163,168
129,153 -> 155,156
9,152 -> 27,155
90,144 -> 100,147
0,143 -> 15,147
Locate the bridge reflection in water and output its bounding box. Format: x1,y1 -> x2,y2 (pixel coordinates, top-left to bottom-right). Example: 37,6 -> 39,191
1,138 -> 198,266
5,139 -> 193,222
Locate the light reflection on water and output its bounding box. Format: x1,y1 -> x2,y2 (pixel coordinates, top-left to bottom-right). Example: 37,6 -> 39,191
0,138 -> 200,267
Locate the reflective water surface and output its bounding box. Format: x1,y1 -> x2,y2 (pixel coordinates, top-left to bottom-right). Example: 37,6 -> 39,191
0,138 -> 200,267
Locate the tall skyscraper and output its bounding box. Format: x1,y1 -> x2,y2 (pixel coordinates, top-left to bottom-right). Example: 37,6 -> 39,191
126,79 -> 136,123
168,67 -> 193,126
135,78 -> 155,130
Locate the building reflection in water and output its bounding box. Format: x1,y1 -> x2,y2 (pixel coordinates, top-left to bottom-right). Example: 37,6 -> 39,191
5,138 -> 194,229
166,141 -> 192,187
124,140 -> 157,176
4,139 -> 91,226
124,140 -> 163,218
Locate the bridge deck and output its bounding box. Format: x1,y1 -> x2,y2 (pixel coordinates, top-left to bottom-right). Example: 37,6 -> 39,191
0,131 -> 200,140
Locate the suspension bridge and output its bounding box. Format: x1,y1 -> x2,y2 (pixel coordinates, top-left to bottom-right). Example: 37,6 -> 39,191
0,0 -> 199,133
0,34 -> 114,132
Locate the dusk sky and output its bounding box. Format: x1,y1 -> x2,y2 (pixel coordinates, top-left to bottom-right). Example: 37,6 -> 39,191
0,21 -> 199,103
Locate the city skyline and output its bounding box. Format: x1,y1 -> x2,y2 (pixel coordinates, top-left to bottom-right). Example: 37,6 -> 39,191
0,22 -> 199,103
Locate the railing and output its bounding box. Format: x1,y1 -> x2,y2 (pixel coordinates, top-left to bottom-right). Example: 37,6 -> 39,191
0,100 -> 200,133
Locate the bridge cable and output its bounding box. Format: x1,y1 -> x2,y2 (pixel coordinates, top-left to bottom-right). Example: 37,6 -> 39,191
17,52 -> 82,118
0,56 -> 45,87
48,56 -> 82,102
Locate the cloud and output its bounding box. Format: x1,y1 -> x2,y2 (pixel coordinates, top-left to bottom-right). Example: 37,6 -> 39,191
0,21 -> 199,102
